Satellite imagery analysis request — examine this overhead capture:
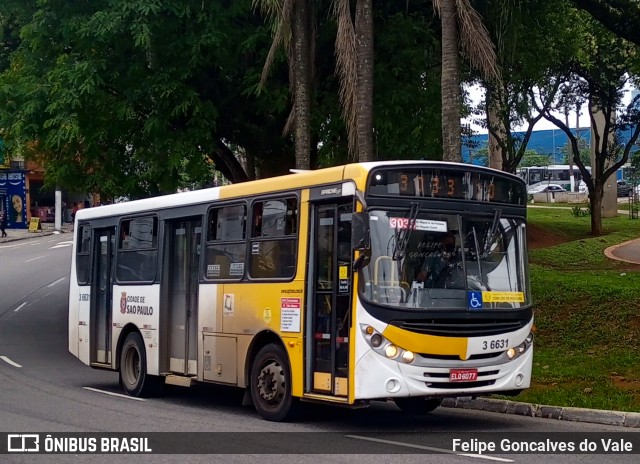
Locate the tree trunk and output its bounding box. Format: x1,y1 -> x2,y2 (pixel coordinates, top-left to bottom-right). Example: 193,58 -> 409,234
292,0 -> 312,170
486,85 -> 505,170
590,188 -> 603,236
210,139 -> 249,184
440,0 -> 462,162
355,0 -> 375,162
246,151 -> 256,180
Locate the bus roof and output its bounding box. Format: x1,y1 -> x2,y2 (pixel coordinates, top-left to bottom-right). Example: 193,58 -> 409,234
75,160 -> 522,221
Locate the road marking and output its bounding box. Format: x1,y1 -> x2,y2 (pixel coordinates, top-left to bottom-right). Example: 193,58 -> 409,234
50,241 -> 73,249
48,277 -> 66,287
346,435 -> 513,462
0,356 -> 23,368
28,241 -> 42,246
25,255 -> 45,263
13,302 -> 28,312
82,387 -> 147,402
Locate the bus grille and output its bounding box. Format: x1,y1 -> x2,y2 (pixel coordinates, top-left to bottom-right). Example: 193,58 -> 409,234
425,379 -> 497,389
391,319 -> 525,337
419,352 -> 503,361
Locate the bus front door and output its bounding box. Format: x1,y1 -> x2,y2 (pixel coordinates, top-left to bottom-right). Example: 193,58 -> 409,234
163,218 -> 202,376
91,228 -> 115,366
308,202 -> 352,397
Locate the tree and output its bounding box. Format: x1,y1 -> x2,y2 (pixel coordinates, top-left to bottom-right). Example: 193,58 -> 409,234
473,0 -> 581,173
535,27 -> 640,235
572,0 -> 640,47
256,0 -> 376,165
433,0 -> 499,162
520,149 -> 552,167
0,0 -> 297,197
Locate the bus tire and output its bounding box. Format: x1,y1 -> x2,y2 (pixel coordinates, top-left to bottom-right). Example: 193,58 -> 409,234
393,397 -> 442,414
250,343 -> 297,422
119,332 -> 158,397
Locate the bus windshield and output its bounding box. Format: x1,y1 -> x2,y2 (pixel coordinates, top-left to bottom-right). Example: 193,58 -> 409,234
360,209 -> 529,310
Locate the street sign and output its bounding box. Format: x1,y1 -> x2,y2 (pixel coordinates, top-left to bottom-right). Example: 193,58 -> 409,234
28,217 -> 41,232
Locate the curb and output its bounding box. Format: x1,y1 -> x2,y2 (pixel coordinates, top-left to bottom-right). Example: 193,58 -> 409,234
441,397 -> 640,428
604,237 -> 640,265
0,227 -> 72,244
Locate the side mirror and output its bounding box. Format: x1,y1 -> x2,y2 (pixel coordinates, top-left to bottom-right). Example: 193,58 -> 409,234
352,212 -> 371,271
351,212 -> 369,251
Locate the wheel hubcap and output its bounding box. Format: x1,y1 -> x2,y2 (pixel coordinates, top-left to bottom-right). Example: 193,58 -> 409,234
257,359 -> 285,404
125,347 -> 140,385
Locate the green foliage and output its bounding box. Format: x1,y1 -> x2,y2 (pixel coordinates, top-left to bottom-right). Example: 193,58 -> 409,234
519,149 -> 550,167
0,0 -> 294,196
570,204 -> 590,217
522,206 -> 640,411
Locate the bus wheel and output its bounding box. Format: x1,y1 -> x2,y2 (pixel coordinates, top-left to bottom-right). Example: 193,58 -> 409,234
393,397 -> 442,414
119,332 -> 158,397
250,344 -> 297,421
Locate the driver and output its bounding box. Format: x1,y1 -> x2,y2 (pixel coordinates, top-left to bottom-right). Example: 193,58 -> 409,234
414,232 -> 456,287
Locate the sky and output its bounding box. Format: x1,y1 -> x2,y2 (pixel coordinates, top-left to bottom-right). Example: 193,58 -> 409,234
462,82 -> 637,134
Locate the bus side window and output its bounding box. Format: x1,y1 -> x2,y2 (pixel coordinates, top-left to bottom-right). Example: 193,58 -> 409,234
248,197 -> 298,280
76,224 -> 92,284
116,216 -> 158,282
204,204 -> 246,280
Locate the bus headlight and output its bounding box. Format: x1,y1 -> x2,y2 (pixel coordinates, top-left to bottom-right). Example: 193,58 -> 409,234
505,331 -> 534,360
370,333 -> 383,347
360,324 -> 417,363
385,344 -> 399,359
401,350 -> 415,364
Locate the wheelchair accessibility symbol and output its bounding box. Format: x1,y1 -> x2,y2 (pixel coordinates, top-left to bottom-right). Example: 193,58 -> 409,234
467,291 -> 483,310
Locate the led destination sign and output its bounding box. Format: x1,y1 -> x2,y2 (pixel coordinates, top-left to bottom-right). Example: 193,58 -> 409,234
368,168 -> 527,205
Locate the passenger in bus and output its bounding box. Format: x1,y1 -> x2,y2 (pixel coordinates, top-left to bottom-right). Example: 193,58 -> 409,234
253,205 -> 263,236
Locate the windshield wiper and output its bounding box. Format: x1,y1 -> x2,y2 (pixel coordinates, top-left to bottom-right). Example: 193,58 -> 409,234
392,201 -> 421,261
483,208 -> 502,256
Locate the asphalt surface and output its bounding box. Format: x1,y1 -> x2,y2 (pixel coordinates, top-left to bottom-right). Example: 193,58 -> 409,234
3,220 -> 640,430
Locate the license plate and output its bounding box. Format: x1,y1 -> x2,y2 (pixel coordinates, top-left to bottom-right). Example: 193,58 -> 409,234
449,369 -> 478,382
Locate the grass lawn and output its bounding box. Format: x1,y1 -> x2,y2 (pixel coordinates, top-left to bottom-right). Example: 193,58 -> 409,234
513,207 -> 640,411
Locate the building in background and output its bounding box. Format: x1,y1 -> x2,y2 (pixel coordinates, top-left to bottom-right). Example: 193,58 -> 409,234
0,140 -> 60,229
463,125 -> 639,173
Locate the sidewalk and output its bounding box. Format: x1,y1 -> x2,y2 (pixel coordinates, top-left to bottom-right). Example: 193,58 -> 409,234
605,238 -> 640,265
0,223 -> 73,243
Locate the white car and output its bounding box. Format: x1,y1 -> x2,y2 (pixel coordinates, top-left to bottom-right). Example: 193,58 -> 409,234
527,183 -> 567,194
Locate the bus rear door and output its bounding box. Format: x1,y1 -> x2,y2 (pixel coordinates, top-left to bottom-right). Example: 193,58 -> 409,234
161,218 -> 202,377
90,227 -> 116,366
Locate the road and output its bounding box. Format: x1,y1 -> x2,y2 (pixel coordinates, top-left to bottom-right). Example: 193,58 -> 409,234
0,235 -> 638,463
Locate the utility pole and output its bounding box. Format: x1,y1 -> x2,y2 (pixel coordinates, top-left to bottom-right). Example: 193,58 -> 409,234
565,106 -> 573,192
55,187 -> 62,231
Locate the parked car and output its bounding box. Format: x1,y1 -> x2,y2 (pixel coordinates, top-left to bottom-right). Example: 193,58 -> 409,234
527,183 -> 567,194
617,179 -> 632,197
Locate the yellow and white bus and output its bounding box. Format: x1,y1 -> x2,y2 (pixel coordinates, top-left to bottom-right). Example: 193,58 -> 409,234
68,161 -> 533,421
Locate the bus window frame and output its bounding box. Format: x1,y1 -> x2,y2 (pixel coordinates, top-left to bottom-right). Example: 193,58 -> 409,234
203,201 -> 248,282
76,222 -> 92,285
247,194 -> 300,282
115,214 -> 159,284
